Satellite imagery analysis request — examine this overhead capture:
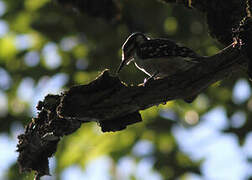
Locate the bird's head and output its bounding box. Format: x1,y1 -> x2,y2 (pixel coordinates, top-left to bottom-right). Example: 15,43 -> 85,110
117,32 -> 148,74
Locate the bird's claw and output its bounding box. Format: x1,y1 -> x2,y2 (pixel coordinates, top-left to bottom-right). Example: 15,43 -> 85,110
143,72 -> 159,86
143,78 -> 148,86
143,75 -> 156,86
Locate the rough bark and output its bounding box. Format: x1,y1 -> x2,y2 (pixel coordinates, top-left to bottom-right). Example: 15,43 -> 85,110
17,0 -> 252,178
58,46 -> 243,124
161,0 -> 247,45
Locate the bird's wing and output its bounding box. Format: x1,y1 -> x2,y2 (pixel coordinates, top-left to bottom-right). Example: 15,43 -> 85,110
137,39 -> 201,61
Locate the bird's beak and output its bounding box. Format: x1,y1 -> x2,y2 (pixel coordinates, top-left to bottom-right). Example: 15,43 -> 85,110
117,59 -> 126,74
116,56 -> 133,74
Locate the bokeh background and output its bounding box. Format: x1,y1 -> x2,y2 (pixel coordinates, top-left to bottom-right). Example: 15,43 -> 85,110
1,0 -> 252,179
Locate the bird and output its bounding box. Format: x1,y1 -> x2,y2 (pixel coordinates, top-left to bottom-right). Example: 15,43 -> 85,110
117,32 -> 203,103
117,32 -> 202,81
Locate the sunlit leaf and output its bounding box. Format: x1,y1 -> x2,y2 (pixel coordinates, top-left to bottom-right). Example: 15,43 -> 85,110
0,35 -> 17,60
24,0 -> 50,11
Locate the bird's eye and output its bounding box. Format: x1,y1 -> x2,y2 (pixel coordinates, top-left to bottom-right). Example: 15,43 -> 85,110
136,36 -> 144,43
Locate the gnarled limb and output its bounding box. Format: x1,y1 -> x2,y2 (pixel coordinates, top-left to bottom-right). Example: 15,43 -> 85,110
58,45 -> 244,125
17,44 -> 245,177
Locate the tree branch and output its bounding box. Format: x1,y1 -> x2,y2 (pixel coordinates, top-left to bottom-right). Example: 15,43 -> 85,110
17,44 -> 246,177
58,45 -> 244,125
161,0 -> 247,45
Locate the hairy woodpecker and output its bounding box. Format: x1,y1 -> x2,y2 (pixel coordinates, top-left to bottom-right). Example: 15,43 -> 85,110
117,32 -> 202,79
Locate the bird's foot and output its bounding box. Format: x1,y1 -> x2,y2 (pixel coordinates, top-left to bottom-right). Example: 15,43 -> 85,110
143,72 -> 158,86
143,78 -> 148,85
143,77 -> 154,86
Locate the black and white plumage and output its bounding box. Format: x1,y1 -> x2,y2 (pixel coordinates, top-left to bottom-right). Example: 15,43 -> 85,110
117,32 -> 202,79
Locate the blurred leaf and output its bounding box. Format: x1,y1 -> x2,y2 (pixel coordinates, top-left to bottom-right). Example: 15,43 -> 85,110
6,163 -> 34,180
164,17 -> 178,35
0,35 -> 17,60
11,12 -> 32,33
24,0 -> 50,11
